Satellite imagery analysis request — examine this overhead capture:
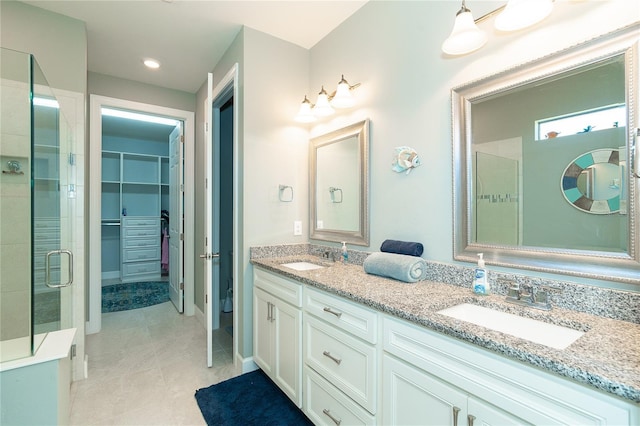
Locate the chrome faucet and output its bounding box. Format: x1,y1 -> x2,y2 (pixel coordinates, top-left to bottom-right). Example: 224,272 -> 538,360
504,282 -> 560,311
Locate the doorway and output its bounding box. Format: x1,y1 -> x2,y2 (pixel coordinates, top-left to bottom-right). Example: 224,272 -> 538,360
88,95 -> 195,335
205,65 -> 239,368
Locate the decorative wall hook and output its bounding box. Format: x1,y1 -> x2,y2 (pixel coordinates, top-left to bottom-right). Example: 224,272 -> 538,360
392,146 -> 421,175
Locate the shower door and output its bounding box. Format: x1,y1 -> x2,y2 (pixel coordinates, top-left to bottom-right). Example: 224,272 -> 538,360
0,49 -> 73,361
31,56 -> 74,337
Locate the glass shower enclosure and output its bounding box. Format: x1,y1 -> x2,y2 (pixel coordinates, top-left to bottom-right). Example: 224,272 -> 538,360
0,48 -> 74,362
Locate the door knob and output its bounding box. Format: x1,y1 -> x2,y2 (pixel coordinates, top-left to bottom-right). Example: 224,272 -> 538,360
199,252 -> 220,259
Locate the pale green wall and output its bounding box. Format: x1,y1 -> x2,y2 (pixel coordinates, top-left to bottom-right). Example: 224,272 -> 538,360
0,1 -> 86,94
88,72 -> 196,112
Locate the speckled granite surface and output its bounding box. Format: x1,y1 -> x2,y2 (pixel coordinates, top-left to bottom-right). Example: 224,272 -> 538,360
250,249 -> 640,403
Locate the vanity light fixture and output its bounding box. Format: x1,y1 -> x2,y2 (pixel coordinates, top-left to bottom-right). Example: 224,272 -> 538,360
313,86 -> 335,117
442,0 -> 555,56
294,75 -> 360,123
494,0 -> 554,32
441,0 -> 487,56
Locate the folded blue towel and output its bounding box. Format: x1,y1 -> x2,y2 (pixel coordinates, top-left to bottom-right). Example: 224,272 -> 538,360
380,239 -> 424,257
363,252 -> 427,283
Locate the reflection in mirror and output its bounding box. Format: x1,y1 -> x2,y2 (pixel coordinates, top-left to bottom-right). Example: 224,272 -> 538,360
453,24 -> 640,284
561,149 -> 621,215
310,119 -> 369,245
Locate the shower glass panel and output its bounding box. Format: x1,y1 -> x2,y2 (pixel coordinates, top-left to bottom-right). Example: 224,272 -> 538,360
0,48 -> 73,362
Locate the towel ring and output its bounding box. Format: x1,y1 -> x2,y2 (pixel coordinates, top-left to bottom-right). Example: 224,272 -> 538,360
279,184 -> 293,202
329,187 -> 343,203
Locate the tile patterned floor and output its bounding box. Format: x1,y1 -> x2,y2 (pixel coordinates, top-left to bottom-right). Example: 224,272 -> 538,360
70,302 -> 238,425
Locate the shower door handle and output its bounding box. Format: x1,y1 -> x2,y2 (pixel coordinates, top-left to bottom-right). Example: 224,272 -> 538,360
45,249 -> 73,288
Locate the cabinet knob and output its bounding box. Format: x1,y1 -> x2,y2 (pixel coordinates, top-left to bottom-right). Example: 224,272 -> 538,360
322,350 -> 342,365
467,414 -> 476,426
322,409 -> 342,426
452,406 -> 461,426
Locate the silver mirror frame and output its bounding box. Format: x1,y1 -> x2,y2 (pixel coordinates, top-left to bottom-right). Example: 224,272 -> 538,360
452,24 -> 640,284
310,119 -> 370,246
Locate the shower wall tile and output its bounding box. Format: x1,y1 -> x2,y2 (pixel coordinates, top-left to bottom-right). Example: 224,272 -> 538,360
0,289 -> 30,340
0,195 -> 29,244
0,243 -> 30,292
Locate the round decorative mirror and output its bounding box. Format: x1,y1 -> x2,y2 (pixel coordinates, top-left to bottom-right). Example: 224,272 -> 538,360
561,149 -> 620,214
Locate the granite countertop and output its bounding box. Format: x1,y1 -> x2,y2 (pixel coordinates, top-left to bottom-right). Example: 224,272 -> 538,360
251,254 -> 640,404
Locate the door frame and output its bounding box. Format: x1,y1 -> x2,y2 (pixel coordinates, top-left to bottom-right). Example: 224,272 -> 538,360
87,94 -> 195,334
205,64 -> 239,367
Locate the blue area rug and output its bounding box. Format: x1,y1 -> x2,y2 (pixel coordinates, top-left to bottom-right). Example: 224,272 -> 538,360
102,281 -> 169,313
195,369 -> 312,426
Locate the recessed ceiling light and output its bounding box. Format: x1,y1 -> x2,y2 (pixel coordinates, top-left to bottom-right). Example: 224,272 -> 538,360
143,58 -> 160,69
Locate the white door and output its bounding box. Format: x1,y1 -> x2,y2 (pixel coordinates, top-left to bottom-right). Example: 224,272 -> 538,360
204,72 -> 219,367
169,124 -> 184,312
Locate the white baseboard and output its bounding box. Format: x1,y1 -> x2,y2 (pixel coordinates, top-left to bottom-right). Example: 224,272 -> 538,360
101,271 -> 119,281
237,355 -> 258,374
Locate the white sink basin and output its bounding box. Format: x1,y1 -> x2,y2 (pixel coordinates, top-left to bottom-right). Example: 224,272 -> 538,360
437,303 -> 584,350
281,261 -> 326,271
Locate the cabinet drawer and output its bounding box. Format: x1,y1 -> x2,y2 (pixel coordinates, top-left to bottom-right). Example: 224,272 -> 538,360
304,314 -> 377,413
122,226 -> 159,239
122,237 -> 158,249
304,286 -> 377,344
122,261 -> 160,277
254,267 -> 302,307
304,366 -> 375,426
122,247 -> 160,263
122,217 -> 159,227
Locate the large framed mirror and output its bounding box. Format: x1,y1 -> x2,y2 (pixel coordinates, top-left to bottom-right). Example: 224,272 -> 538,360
452,24 -> 640,284
310,119 -> 369,245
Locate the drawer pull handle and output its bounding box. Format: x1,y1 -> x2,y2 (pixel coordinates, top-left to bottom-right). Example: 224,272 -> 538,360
467,414 -> 475,426
452,406 -> 460,426
322,409 -> 341,426
323,307 -> 342,318
322,351 -> 342,365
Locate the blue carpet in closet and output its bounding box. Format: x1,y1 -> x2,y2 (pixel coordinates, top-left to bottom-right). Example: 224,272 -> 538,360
102,281 -> 169,313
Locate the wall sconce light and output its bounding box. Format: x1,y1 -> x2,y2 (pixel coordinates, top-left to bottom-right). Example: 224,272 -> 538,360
295,75 -> 360,123
442,0 -> 555,56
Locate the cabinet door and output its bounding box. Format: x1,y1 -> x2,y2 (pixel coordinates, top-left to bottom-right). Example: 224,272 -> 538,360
382,355 -> 468,426
253,287 -> 273,375
467,397 -> 531,426
273,299 -> 302,407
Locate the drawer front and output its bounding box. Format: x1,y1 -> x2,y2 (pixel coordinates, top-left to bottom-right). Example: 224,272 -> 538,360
123,247 -> 160,263
254,267 -> 302,307
122,217 -> 159,227
304,286 -> 377,344
123,237 -> 158,249
122,225 -> 160,239
304,314 -> 376,413
304,366 -> 375,426
122,261 -> 160,277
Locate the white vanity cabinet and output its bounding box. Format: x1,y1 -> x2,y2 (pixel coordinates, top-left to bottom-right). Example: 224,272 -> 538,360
382,315 -> 638,426
302,286 -> 378,425
252,268 -> 302,407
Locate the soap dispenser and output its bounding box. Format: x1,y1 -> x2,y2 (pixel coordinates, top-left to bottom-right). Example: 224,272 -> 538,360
473,253 -> 489,295
341,241 -> 348,264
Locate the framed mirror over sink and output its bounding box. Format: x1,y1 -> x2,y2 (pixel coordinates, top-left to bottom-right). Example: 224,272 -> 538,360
452,23 -> 640,284
310,119 -> 369,246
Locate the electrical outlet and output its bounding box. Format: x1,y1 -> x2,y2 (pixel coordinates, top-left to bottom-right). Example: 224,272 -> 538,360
317,220 -> 324,229
294,220 -> 302,236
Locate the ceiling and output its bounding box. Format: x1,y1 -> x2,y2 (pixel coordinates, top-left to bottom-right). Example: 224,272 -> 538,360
22,0 -> 368,94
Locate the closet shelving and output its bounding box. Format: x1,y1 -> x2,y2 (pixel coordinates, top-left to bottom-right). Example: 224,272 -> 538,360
101,150 -> 169,281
